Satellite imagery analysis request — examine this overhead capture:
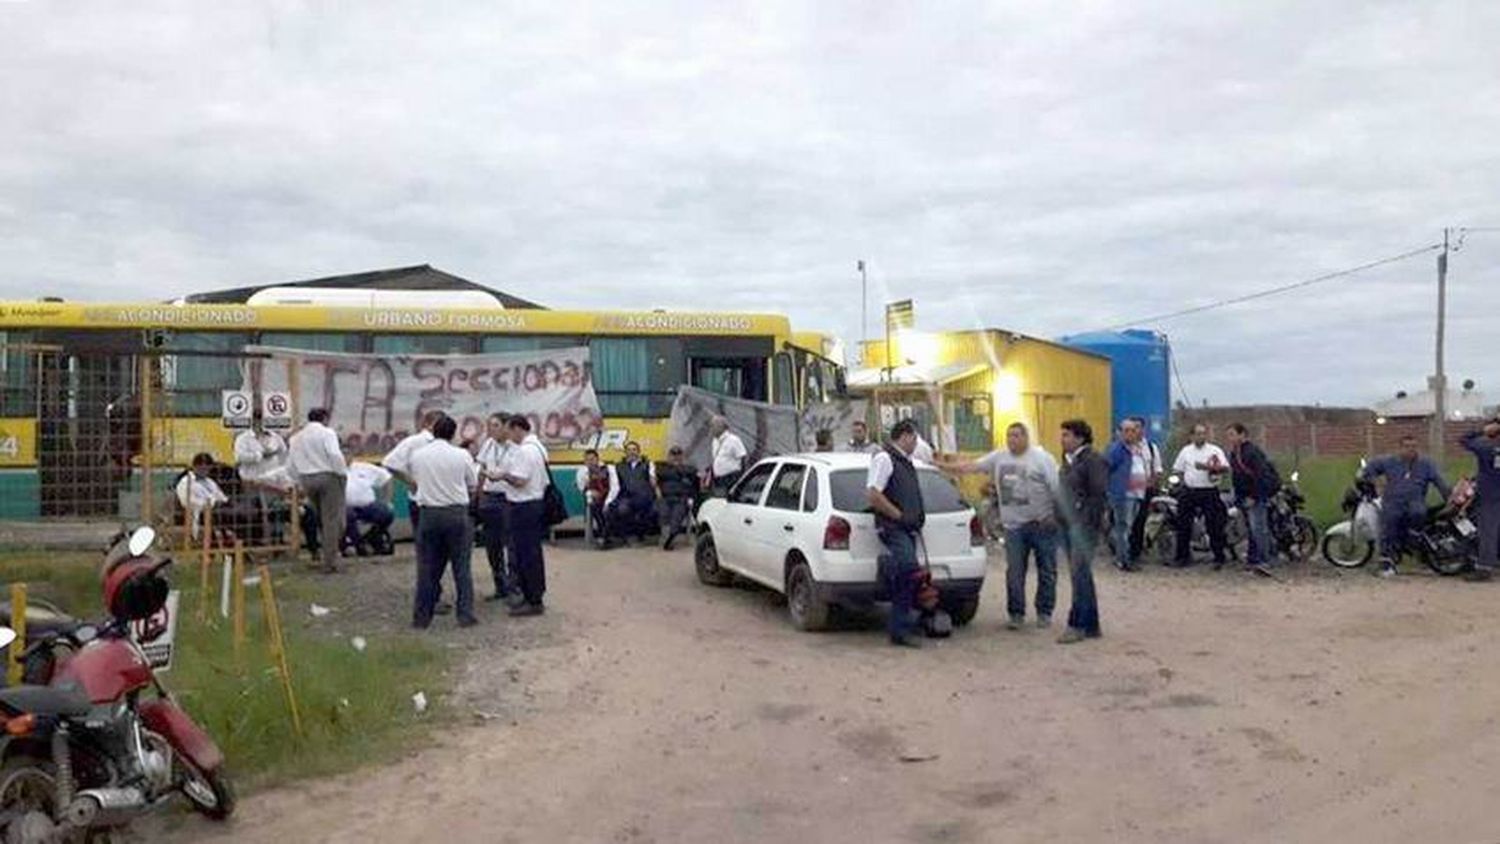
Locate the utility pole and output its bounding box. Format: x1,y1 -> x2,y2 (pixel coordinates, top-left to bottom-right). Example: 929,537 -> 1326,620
1431,228 -> 1449,461
857,260 -> 868,350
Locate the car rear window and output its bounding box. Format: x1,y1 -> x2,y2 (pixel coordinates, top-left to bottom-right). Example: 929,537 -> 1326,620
829,468 -> 967,514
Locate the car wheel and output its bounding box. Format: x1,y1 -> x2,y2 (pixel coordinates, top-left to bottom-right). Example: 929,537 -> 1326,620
786,560 -> 829,632
694,531 -> 734,587
941,595 -> 980,627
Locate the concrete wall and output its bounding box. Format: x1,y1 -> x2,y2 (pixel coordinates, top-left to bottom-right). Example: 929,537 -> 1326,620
1176,406 -> 1484,458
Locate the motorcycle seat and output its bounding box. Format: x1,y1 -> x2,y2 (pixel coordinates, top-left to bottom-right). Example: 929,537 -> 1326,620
0,601 -> 79,638
0,684 -> 91,717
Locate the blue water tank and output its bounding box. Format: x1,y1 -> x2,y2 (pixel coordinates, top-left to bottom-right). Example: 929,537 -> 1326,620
1058,329 -> 1173,440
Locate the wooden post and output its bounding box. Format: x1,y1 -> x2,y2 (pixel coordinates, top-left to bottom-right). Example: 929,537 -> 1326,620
289,487 -> 302,558
6,583 -> 26,685
139,356 -> 155,526
258,566 -> 304,738
198,506 -> 214,622
232,540 -> 247,661
181,492 -> 192,553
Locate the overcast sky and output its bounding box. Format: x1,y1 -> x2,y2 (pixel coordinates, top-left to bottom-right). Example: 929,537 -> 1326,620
2,1 -> 1498,407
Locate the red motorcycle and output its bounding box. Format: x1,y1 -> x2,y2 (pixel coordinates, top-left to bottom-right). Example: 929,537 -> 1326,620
0,527 -> 234,843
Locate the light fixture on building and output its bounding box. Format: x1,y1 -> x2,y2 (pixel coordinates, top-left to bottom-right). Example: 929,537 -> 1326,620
993,371 -> 1022,413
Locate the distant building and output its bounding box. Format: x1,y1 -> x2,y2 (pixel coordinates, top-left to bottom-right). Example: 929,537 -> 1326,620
851,328 -> 1111,462
1371,383 -> 1488,421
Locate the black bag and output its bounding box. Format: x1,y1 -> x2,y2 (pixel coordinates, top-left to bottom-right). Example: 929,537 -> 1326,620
531,443 -> 569,528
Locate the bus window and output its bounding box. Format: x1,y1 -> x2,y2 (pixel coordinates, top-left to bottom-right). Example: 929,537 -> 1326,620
590,337 -> 684,418
372,334 -> 477,355
0,331 -> 36,416
772,352 -> 795,406
482,336 -> 584,354
690,358 -> 767,403
163,332 -> 253,416
260,332 -> 366,353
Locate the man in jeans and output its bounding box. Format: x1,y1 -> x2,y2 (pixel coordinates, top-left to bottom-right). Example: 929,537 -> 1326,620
1058,419 -> 1107,644
1104,419 -> 1153,572
1226,422 -> 1280,575
939,422 -> 1060,630
866,419 -> 927,648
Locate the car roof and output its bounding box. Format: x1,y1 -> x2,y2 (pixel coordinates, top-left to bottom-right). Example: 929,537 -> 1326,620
763,451 -> 940,471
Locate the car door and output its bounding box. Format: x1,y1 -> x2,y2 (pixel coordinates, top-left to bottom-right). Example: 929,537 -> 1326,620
713,461 -> 777,576
753,462 -> 811,586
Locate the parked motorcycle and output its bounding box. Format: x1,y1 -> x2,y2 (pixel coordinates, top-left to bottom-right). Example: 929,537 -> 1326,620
1322,466 -> 1477,575
1266,471 -> 1318,562
0,527 -> 235,843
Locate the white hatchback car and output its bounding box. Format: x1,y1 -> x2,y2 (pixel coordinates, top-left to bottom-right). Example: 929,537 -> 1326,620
694,452 -> 988,631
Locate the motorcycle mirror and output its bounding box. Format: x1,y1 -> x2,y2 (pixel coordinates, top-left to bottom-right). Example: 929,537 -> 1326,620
127,526 -> 156,558
0,626 -> 14,651
73,624 -> 98,644
1359,458 -> 1368,469
1169,475 -> 1181,486
1291,471 -> 1300,483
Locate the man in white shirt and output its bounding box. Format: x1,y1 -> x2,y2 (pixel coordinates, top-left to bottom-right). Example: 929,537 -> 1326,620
865,420 -> 925,648
344,458 -> 394,557
408,415 -> 479,629
939,422 -> 1062,630
382,410 -> 444,535
234,418 -> 293,493
912,433 -> 936,465
288,408 -> 348,573
1170,423 -> 1231,568
475,413 -> 519,603
176,452 -> 229,541
1125,417 -> 1166,566
709,416 -> 748,496
500,415 -> 550,617
574,448 -> 619,548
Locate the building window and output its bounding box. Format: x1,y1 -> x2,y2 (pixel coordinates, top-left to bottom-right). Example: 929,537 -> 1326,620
954,394 -> 992,453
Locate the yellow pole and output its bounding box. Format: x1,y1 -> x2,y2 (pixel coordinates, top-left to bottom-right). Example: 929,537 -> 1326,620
232,540 -> 246,661
257,565 -> 304,737
198,505 -> 214,622
6,583 -> 26,685
140,356 -> 154,526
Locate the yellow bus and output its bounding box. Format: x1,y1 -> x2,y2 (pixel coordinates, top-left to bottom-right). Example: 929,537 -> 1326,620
0,299 -> 843,520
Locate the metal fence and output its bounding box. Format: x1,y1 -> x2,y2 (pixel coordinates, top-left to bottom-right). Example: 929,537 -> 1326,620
0,344 -> 301,554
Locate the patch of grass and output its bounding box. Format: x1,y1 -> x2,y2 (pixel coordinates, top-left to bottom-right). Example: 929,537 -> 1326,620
1,552 -> 452,790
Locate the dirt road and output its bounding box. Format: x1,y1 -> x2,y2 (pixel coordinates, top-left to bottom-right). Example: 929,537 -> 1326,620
161,544 -> 1500,843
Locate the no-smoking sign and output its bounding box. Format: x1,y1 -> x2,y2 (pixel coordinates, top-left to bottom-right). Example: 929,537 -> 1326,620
263,391 -> 293,430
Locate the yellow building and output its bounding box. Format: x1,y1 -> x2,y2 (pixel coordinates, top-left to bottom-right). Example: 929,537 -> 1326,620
851,329 -> 1112,462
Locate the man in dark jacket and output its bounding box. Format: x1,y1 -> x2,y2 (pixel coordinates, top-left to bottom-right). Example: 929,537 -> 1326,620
867,419 -> 926,648
656,445 -> 700,550
1058,419 -> 1107,644
1226,423 -> 1280,573
1462,418 -> 1500,582
1362,434 -> 1451,577
610,441 -> 658,545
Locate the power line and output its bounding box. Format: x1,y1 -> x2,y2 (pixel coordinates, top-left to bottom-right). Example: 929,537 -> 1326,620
1091,242 -> 1443,332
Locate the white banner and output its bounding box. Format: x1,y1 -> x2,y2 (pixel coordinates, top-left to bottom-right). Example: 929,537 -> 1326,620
244,346 -> 603,453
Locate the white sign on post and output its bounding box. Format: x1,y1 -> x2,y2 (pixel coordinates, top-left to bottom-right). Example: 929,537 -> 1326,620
129,590 -> 180,672
222,390 -> 253,429
262,391 -> 293,430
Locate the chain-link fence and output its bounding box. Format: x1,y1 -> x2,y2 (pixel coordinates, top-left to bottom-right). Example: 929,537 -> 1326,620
0,344 -> 301,555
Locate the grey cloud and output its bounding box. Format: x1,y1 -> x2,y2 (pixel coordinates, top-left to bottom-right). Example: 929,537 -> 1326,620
1,0 -> 1498,406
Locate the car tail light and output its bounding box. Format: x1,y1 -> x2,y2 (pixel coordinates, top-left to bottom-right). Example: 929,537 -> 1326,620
823,516 -> 851,550
969,515 -> 986,547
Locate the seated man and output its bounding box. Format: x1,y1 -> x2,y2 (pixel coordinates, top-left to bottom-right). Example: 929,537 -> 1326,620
574,449 -> 618,548
611,441 -> 658,544
344,456 -> 396,557
656,445 -> 700,550
176,452 -> 231,544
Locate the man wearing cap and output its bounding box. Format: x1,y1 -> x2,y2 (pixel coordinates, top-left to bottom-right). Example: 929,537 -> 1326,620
656,444 -> 700,550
